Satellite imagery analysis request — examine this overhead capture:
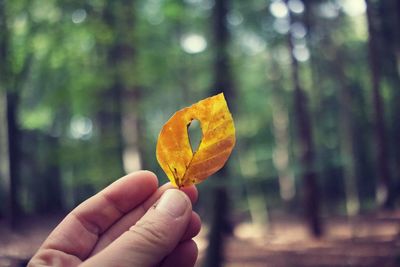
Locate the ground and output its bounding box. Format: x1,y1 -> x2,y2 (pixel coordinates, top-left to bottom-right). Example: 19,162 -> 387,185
1,211 -> 400,267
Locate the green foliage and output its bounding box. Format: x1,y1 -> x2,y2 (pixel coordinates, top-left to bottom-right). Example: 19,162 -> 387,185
1,0 -> 399,216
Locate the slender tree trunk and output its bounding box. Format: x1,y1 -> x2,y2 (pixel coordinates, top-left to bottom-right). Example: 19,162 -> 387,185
0,0 -> 21,226
0,0 -> 10,221
335,53 -> 360,218
6,92 -> 21,224
379,0 -> 400,205
365,0 -> 393,209
97,84 -> 125,180
269,60 -> 295,203
272,97 -> 295,202
238,151 -> 270,230
204,0 -> 234,266
302,0 -> 321,113
43,135 -> 63,213
284,0 -> 322,237
97,0 -> 137,180
122,90 -> 144,172
0,91 -> 10,219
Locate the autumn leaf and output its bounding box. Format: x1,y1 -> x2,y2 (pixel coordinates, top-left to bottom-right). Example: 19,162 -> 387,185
156,93 -> 236,188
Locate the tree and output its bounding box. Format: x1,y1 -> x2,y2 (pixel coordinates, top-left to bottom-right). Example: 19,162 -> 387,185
378,0 -> 400,205
95,0 -> 138,181
204,0 -> 235,266
365,0 -> 394,209
335,51 -> 360,218
0,0 -> 11,222
284,0 -> 322,237
0,0 -> 22,226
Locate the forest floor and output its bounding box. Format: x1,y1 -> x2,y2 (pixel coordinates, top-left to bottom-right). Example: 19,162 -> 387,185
1,211 -> 400,267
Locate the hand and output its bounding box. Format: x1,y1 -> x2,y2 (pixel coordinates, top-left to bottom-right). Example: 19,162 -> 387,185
28,171 -> 201,267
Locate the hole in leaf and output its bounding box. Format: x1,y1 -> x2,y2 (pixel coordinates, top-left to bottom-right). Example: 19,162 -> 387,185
188,119 -> 202,153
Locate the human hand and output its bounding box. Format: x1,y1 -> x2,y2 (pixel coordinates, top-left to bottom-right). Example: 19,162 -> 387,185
28,171 -> 201,267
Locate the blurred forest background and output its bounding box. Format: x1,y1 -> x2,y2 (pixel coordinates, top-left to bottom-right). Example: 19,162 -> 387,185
1,0 -> 400,266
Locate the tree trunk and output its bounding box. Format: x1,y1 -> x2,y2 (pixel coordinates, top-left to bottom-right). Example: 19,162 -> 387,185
302,0 -> 321,113
97,0 -> 137,181
335,53 -> 360,218
6,92 -> 22,224
0,0 -> 21,226
284,0 -> 322,237
204,184 -> 229,267
379,0 -> 400,206
0,0 -> 10,221
269,60 -> 295,203
365,0 -> 393,209
96,84 -> 125,179
0,91 -> 10,220
122,90 -> 144,172
204,0 -> 234,266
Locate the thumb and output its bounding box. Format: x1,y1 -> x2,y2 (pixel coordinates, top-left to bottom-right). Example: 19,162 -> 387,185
81,189 -> 192,267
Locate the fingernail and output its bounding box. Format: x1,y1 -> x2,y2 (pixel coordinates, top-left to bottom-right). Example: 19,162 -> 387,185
156,190 -> 188,217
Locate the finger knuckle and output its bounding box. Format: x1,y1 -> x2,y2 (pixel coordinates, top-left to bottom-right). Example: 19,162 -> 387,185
129,219 -> 171,252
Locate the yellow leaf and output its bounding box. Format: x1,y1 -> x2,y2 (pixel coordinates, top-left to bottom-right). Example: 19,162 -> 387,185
156,93 -> 236,188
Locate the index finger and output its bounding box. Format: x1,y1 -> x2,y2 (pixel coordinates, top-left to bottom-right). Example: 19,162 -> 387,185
89,182 -> 199,255
37,171 -> 159,261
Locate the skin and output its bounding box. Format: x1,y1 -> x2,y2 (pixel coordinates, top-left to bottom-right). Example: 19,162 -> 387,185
28,171 -> 201,267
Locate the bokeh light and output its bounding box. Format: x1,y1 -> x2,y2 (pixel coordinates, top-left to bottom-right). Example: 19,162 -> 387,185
71,9 -> 87,24
70,115 -> 93,139
340,0 -> 367,17
270,0 -> 289,18
293,43 -> 310,62
288,0 -> 304,14
180,34 -> 207,54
